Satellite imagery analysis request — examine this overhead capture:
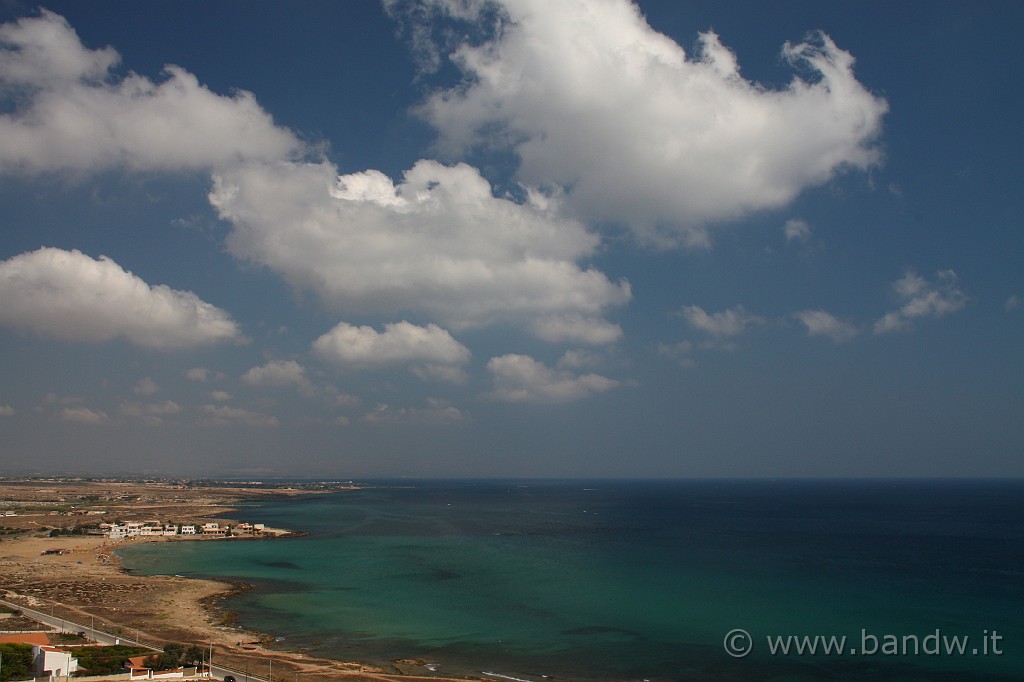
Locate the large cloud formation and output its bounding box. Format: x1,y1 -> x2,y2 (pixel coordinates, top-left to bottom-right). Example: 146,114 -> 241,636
0,10 -> 301,173
211,160 -> 630,342
411,0 -> 888,245
0,247 -> 241,348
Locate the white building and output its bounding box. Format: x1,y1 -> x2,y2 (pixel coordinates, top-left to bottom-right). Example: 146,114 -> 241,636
179,525 -> 197,535
107,524 -> 127,539
33,645 -> 79,678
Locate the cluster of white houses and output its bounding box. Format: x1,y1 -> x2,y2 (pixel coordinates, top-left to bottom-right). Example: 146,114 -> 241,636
101,521 -> 265,540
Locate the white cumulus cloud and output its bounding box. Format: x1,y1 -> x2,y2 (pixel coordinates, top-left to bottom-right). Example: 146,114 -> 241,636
241,359 -> 313,393
0,247 -> 242,349
200,404 -> 279,428
874,269 -> 967,335
60,407 -> 108,424
784,218 -> 813,242
0,10 -> 301,174
794,309 -> 858,343
680,305 -> 764,337
313,321 -> 470,382
485,353 -> 619,403
411,0 -> 887,246
211,160 -> 629,338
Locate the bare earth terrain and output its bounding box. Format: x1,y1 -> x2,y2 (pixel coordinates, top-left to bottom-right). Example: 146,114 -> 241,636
0,479 -> 475,682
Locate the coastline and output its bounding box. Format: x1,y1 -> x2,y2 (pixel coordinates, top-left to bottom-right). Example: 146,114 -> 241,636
0,479 -> 476,682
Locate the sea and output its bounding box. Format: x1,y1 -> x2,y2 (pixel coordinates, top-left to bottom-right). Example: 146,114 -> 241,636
117,479 -> 1024,681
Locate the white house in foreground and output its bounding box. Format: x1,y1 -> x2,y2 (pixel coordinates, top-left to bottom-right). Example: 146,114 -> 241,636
33,644 -> 79,678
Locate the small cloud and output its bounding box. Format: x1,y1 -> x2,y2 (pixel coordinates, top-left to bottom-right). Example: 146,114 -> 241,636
314,321 -> 471,383
485,353 -> 620,403
185,367 -> 211,382
1005,295 -> 1020,312
186,367 -> 225,383
0,405 -> 14,416
208,390 -> 232,401
133,377 -> 159,396
331,391 -> 361,408
60,407 -> 108,424
679,305 -> 764,337
794,310 -> 859,343
874,269 -> 968,335
657,341 -> 696,368
242,359 -> 314,394
784,218 -> 812,243
120,400 -> 182,426
361,399 -> 466,424
200,404 -> 279,428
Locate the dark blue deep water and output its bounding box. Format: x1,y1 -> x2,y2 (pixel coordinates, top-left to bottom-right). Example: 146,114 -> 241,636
120,479 -> 1024,681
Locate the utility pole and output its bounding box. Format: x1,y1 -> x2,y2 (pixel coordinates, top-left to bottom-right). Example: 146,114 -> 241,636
269,657 -> 272,682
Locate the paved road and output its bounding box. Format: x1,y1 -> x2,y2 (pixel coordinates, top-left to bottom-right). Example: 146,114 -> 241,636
0,596 -> 266,682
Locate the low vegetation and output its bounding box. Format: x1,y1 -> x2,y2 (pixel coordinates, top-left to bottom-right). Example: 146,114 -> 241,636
0,643 -> 33,681
142,643 -> 206,671
72,645 -> 149,676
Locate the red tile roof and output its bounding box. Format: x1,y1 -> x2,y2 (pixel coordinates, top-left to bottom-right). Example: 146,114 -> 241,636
0,632 -> 52,645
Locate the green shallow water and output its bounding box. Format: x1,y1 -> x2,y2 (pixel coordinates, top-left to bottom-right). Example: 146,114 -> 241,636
118,480 -> 1024,681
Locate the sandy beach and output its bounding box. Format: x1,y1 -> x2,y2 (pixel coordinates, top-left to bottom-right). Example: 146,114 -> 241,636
0,479 -> 476,682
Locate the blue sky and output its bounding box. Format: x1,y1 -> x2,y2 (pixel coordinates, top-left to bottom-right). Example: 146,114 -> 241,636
0,0 -> 1020,478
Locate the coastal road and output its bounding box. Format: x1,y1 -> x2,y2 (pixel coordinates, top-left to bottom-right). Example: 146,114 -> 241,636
0,596 -> 271,682
0,596 -> 130,646
0,596 -> 473,682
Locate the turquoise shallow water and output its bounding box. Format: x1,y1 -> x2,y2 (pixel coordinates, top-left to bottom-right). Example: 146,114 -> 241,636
118,480 -> 1024,681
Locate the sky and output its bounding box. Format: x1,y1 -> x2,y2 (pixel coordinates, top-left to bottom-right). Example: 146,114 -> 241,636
0,0 -> 1021,478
